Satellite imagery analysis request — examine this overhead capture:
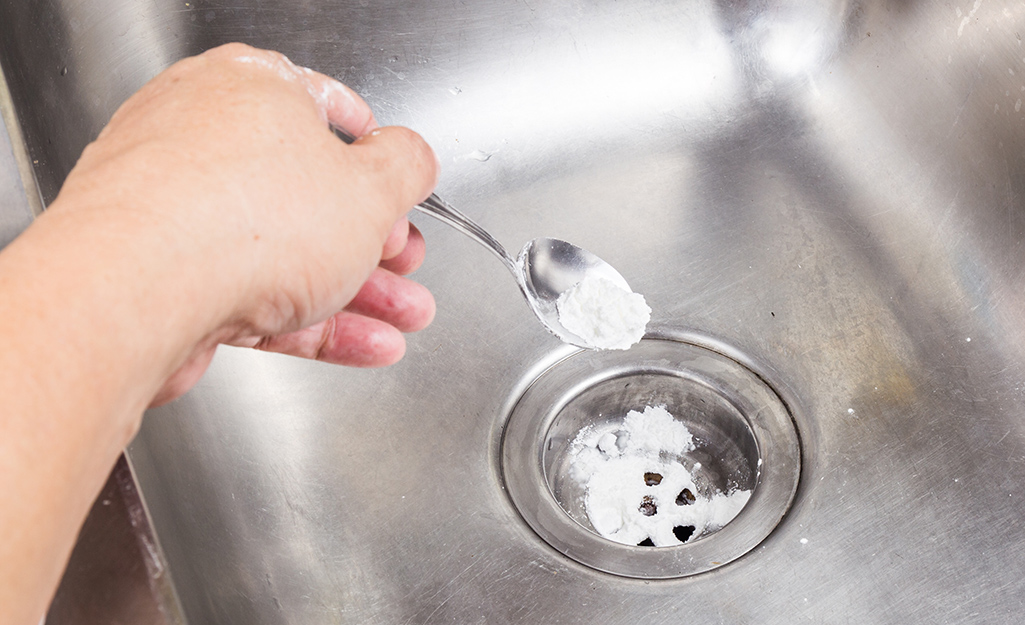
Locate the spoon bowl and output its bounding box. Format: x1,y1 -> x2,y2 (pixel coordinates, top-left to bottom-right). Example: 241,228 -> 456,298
515,237 -> 633,347
415,194 -> 632,349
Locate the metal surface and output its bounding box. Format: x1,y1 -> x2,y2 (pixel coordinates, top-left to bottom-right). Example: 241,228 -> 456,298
0,61 -> 34,249
45,456 -> 185,625
3,0 -> 1025,622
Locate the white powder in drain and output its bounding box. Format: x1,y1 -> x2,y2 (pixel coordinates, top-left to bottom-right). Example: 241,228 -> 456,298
556,276 -> 651,350
568,405 -> 751,547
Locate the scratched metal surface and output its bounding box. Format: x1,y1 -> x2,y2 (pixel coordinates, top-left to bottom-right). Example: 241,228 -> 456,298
3,0 -> 1025,622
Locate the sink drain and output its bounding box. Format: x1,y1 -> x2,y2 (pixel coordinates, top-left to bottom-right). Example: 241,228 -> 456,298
501,335 -> 801,578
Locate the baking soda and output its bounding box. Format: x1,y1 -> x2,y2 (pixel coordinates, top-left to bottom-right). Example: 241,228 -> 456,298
568,405 -> 751,547
556,276 -> 650,350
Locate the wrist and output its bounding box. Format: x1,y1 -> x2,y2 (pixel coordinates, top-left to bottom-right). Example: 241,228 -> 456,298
1,195 -> 232,426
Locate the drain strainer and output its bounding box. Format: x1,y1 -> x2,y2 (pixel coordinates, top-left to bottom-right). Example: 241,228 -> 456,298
501,335 -> 801,578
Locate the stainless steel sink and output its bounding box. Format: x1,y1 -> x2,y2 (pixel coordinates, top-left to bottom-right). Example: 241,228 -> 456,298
4,0 -> 1025,622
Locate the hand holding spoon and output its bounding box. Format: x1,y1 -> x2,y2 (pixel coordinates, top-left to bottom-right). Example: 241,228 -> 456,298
335,128 -> 647,349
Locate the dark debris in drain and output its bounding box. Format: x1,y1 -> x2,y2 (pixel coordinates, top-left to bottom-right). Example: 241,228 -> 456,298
639,496 -> 657,516
675,488 -> 696,506
643,472 -> 663,486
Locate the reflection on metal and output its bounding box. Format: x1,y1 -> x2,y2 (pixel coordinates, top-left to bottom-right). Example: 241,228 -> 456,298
0,62 -> 37,242
2,0 -> 1025,623
46,456 -> 185,625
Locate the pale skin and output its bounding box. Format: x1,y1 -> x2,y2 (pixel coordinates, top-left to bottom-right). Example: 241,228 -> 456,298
0,43 -> 439,625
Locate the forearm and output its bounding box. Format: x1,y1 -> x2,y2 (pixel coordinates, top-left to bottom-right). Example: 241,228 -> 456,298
0,204 -> 221,625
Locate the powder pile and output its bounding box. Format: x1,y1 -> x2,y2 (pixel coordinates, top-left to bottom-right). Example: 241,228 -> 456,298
568,405 -> 751,547
556,276 -> 651,350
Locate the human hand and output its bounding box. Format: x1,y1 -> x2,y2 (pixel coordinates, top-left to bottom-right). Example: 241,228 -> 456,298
0,42 -> 443,625
50,43 -> 439,405
152,220 -> 434,405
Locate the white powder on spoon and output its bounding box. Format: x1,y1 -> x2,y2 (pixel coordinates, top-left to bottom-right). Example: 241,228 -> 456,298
556,275 -> 651,350
568,405 -> 751,547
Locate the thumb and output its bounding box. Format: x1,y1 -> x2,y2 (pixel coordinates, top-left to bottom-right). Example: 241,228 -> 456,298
349,126 -> 439,223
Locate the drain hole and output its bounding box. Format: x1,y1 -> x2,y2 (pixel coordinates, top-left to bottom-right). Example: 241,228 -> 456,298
673,525 -> 696,542
504,337 -> 803,577
639,496 -> 657,516
675,488 -> 696,506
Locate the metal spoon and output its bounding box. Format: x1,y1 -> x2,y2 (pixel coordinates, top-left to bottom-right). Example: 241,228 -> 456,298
331,128 -> 633,348
415,193 -> 634,348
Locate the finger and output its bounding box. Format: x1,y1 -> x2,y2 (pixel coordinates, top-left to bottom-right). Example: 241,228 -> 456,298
247,312 -> 406,367
380,222 -> 426,275
351,126 -> 439,216
300,67 -> 379,137
381,217 -> 410,261
345,267 -> 435,333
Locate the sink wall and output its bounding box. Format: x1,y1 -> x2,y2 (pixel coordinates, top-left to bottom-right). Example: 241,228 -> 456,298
4,1 -> 1025,623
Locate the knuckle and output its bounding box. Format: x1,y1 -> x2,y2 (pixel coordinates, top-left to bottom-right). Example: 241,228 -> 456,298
206,41 -> 259,60
381,126 -> 438,199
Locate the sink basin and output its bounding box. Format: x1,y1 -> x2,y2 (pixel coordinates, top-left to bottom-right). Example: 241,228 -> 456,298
4,0 -> 1025,622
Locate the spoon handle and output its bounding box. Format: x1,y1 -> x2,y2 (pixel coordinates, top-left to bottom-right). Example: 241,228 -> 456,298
414,195 -> 516,273
331,126 -> 517,274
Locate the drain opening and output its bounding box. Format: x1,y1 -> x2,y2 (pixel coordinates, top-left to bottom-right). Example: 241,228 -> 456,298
553,401 -> 754,548
673,525 -> 696,542
637,524 -> 696,547
501,336 -> 802,578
